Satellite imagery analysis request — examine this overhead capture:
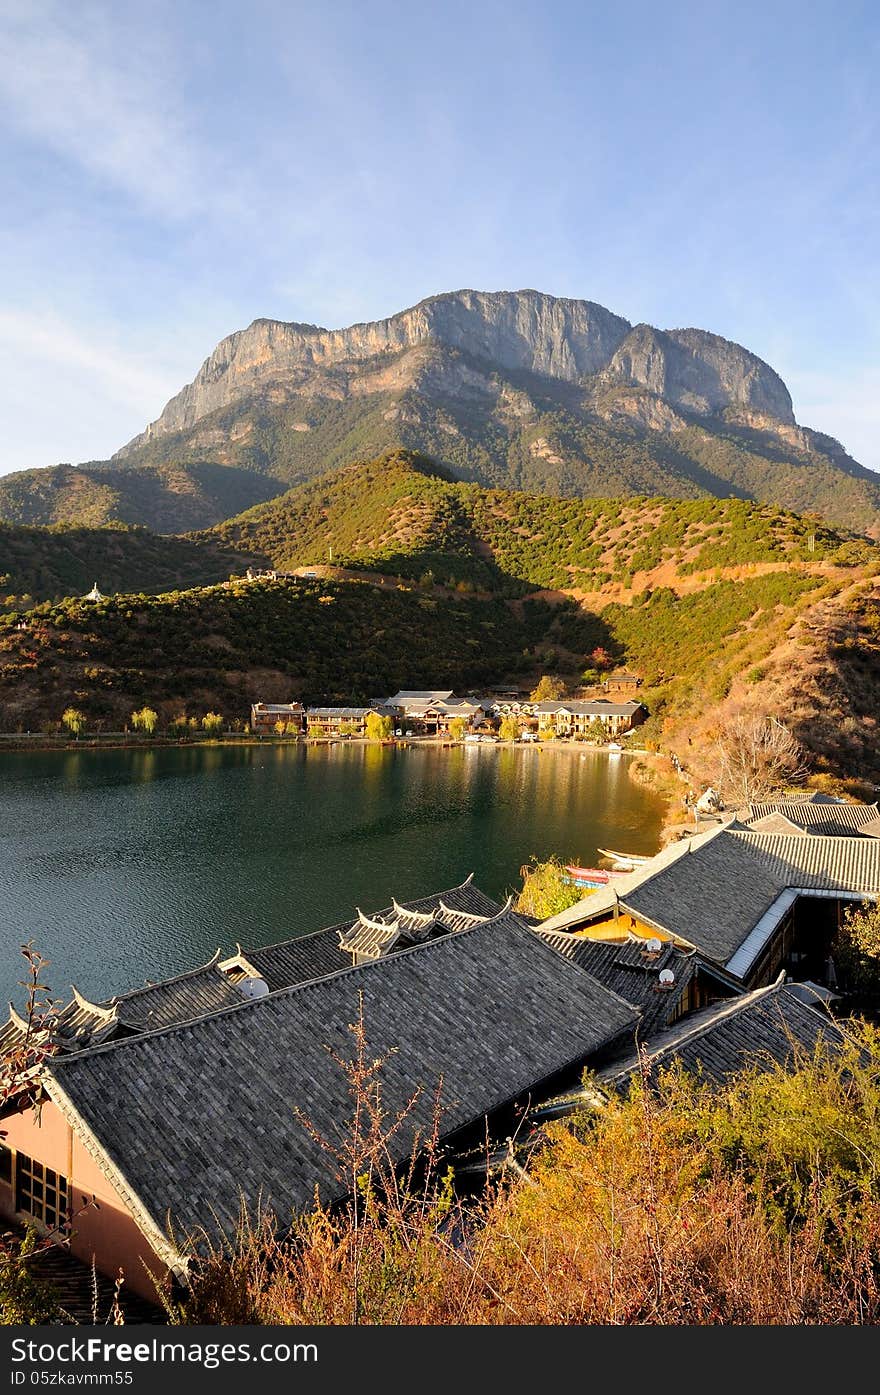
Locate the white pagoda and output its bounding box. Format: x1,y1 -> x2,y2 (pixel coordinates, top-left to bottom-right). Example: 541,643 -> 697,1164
84,581 -> 105,602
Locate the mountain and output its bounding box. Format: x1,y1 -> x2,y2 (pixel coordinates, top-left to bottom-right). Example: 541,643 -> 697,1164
0,460 -> 280,532
1,290 -> 878,536
0,291 -> 875,535
2,450 -> 878,784
201,451 -> 876,596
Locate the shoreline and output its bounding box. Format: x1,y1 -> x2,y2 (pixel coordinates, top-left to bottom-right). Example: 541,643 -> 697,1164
0,732 -> 653,756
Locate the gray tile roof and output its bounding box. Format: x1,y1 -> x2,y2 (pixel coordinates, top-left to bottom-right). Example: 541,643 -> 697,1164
305,707 -> 372,719
251,703 -> 304,714
537,824 -> 880,980
0,991 -> 119,1059
385,690 -> 455,705
600,982 -> 850,1090
745,801 -> 880,837
243,878 -> 505,989
625,829 -> 880,971
557,700 -> 644,717
107,953 -> 244,1032
532,930 -> 698,1035
46,917 -> 640,1248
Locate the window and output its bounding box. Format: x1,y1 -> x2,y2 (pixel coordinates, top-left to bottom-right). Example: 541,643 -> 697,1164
14,1151 -> 69,1231
0,1145 -> 11,1184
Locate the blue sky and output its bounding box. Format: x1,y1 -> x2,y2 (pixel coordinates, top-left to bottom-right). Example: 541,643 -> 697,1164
0,0 -> 878,476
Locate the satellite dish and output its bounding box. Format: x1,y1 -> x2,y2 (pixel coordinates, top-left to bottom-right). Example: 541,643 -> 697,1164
238,976 -> 270,1001
659,968 -> 675,987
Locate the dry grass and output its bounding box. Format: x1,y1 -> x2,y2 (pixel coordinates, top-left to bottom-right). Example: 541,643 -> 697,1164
170,1030 -> 880,1327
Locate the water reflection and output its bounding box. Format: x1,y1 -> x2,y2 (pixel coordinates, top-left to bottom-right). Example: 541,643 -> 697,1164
0,744 -> 666,1005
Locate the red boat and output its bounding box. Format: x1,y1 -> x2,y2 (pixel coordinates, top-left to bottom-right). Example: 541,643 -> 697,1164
564,864 -> 628,888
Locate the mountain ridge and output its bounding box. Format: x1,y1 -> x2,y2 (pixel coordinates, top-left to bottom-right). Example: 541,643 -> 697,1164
1,288 -> 878,537
115,288 -> 796,455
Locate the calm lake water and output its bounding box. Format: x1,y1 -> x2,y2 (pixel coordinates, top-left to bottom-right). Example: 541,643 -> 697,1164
0,743 -> 667,1008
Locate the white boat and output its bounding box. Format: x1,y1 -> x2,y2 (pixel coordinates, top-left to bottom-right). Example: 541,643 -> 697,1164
607,742 -> 623,754
597,847 -> 650,869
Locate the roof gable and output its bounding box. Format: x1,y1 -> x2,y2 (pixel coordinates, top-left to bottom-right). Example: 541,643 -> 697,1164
47,918 -> 639,1243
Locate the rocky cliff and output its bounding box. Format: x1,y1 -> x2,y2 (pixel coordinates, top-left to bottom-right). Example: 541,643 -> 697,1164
116,289 -> 795,454
3,289 -> 878,538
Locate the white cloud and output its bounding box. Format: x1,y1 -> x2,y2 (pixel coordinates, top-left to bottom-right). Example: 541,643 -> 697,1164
0,308 -> 190,473
0,2 -> 205,217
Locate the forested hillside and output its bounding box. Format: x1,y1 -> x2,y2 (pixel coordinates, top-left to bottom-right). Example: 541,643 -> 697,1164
204,450 -> 874,595
0,520 -> 249,612
1,449 -> 878,782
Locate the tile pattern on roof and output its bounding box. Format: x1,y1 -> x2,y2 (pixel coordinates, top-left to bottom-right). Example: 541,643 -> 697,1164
745,801 -> 880,836
601,983 -> 849,1089
244,878 -> 504,989
534,930 -> 698,1035
48,917 -> 640,1242
622,829 -> 880,969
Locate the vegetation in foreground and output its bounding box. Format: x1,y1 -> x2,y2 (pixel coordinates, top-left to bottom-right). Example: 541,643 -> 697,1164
161,1025 -> 880,1326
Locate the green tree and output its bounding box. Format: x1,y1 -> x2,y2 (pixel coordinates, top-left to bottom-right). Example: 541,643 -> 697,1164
202,712 -> 224,736
530,675 -> 567,702
586,718 -> 606,743
131,706 -> 159,737
274,719 -> 287,737
516,856 -> 583,919
365,711 -> 393,741
499,715 -> 520,742
167,714 -> 189,737
61,707 -> 85,739
834,902 -> 880,994
448,717 -> 466,742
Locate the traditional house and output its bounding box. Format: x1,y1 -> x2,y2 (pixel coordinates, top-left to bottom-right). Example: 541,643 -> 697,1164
534,979 -> 852,1122
382,691 -> 483,734
250,702 -> 305,734
305,707 -> 374,737
531,930 -> 738,1035
742,796 -> 880,838
538,820 -> 880,990
603,671 -> 642,691
0,900 -> 640,1299
599,979 -> 851,1092
534,700 -> 646,737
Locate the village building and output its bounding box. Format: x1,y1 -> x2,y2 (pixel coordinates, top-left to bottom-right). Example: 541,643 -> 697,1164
531,930 -> 739,1034
741,795 -> 880,838
1,851 -> 864,1301
304,706 -> 375,737
603,671 -> 642,691
534,699 -> 647,738
250,701 -> 305,734
538,820 -> 880,991
382,690 -> 484,734
0,893 -> 642,1299
244,567 -> 298,582
534,979 -> 852,1123
598,979 -> 850,1093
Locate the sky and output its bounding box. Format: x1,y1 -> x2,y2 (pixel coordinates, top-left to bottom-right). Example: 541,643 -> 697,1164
0,0 -> 878,476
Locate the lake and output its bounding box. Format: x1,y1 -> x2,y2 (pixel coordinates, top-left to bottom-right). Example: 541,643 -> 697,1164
0,742 -> 668,1008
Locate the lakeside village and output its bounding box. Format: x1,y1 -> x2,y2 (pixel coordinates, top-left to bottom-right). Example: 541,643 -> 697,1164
3,784 -> 880,1312
250,682 -> 647,744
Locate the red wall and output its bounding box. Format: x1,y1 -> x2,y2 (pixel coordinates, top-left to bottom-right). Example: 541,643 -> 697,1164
0,1098 -> 167,1302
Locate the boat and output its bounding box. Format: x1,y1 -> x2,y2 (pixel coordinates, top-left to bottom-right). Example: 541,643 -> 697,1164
564,864 -> 629,888
607,741 -> 623,754
597,847 -> 651,869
